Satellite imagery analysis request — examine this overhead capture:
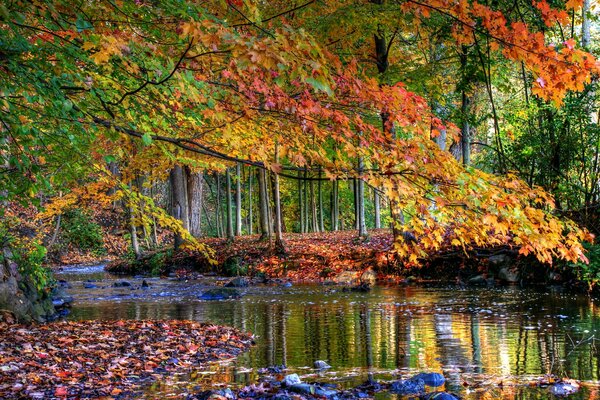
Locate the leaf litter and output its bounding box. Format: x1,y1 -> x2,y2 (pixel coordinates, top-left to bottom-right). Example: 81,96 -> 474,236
0,320 -> 253,399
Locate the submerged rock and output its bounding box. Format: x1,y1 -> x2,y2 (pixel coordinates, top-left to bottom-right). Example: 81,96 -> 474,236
342,282 -> 371,292
389,378 -> 425,395
548,381 -> 580,396
224,277 -> 249,288
199,288 -> 241,300
281,374 -> 302,387
411,372 -> 445,387
289,383 -> 338,399
420,393 -> 460,400
258,364 -> 286,374
468,275 -> 487,285
498,267 -> 519,283
360,268 -> 377,285
314,360 -> 331,369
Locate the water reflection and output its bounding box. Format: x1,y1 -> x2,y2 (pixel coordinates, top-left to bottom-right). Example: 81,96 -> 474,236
58,267 -> 600,399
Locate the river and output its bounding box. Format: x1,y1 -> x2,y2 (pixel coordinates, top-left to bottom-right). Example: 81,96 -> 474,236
55,264 -> 600,399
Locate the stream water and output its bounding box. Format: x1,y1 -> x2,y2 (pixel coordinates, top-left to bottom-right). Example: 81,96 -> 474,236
55,264 -> 600,399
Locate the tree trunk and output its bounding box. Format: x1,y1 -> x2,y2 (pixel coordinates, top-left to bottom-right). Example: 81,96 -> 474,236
248,170 -> 253,235
186,167 -> 203,237
303,168 -> 309,232
461,91 -> 471,166
298,169 -> 305,233
318,169 -> 324,232
310,178 -> 319,232
331,180 -> 339,231
226,168 -> 234,241
129,205 -> 141,258
374,188 -> 381,229
170,165 -> 189,250
215,172 -> 223,238
258,168 -> 271,240
357,158 -> 367,237
582,0 -> 591,49
235,163 -> 242,236
273,145 -> 286,253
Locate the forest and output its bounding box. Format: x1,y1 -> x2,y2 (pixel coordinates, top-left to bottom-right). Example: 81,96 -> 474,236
0,0 -> 599,399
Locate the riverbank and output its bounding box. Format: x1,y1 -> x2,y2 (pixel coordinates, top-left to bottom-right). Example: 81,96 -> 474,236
0,320 -> 253,399
103,230 -> 584,291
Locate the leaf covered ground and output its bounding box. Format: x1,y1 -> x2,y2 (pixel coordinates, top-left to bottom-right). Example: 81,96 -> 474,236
0,320 -> 253,399
202,230 -> 396,281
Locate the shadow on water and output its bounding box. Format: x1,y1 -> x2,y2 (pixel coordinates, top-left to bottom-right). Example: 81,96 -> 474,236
56,265 -> 600,399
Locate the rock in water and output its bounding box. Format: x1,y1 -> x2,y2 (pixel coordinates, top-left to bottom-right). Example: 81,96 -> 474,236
282,373 -> 302,387
411,372 -> 445,387
548,381 -> 580,396
498,267 -> 519,283
389,378 -> 425,395
420,393 -> 460,400
289,383 -> 339,399
314,360 -> 331,369
199,288 -> 241,300
113,281 -> 131,287
224,277 -> 249,288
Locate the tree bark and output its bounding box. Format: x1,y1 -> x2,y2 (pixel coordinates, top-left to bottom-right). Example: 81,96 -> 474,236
129,205 -> 141,258
582,0 -> 591,49
374,188 -> 381,229
248,170 -> 253,235
235,163 -> 242,236
273,145 -> 286,253
185,167 -> 203,237
215,172 -> 223,238
318,168 -> 324,232
226,168 -> 234,241
357,157 -> 367,237
331,180 -> 339,231
258,168 -> 271,240
310,178 -> 319,232
298,169 -> 305,233
169,165 -> 189,250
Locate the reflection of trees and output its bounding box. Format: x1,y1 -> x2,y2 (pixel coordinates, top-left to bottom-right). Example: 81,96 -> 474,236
68,285 -> 600,386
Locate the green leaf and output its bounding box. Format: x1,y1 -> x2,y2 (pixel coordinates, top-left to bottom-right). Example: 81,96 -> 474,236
75,16 -> 93,32
142,133 -> 153,146
305,77 -> 332,95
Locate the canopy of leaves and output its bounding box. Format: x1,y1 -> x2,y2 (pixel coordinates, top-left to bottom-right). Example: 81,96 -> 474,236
0,0 -> 596,265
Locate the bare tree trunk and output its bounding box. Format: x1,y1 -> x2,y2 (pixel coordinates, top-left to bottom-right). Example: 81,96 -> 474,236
298,170 -> 305,233
215,172 -> 223,238
357,158 -> 367,237
582,0 -> 591,49
310,178 -> 319,232
226,168 -> 234,241
331,180 -> 339,231
461,91 -> 471,166
248,170 -> 253,235
170,165 -> 189,250
129,206 -> 141,258
303,168 -> 309,232
258,168 -> 271,240
318,169 -> 324,232
374,188 -> 381,229
273,145 -> 286,253
186,167 -> 203,237
235,163 -> 242,236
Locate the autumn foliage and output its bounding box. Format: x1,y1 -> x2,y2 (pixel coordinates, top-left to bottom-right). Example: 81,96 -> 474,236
0,0 -> 597,271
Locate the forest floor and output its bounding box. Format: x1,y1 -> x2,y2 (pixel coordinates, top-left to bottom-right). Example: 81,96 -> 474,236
106,229 -> 412,283
0,320 -> 253,399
